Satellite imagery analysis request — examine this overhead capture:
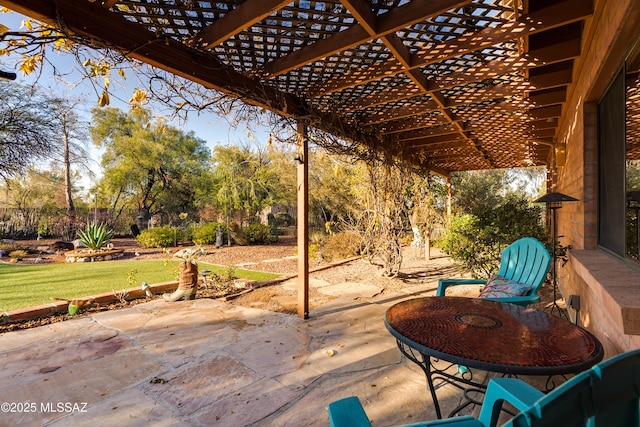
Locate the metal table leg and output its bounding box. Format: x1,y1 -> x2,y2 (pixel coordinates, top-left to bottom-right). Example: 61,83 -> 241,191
396,340 -> 486,419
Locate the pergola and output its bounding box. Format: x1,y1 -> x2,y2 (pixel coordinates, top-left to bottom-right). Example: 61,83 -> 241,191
3,0 -> 594,317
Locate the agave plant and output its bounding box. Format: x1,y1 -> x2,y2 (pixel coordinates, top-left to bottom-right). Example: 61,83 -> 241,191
77,223 -> 115,250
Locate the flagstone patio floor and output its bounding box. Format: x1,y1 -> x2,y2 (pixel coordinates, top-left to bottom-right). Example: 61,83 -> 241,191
0,257 -> 489,427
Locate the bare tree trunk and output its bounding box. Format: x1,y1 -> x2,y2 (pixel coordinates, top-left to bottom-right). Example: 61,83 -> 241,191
61,113 -> 75,218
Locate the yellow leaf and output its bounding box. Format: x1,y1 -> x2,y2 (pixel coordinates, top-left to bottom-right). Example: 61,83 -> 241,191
118,68 -> 126,79
0,24 -> 8,34
18,56 -> 40,75
21,19 -> 32,30
104,76 -> 110,89
55,38 -> 64,51
1,7 -> 11,13
82,59 -> 92,67
98,91 -> 110,107
128,88 -> 148,105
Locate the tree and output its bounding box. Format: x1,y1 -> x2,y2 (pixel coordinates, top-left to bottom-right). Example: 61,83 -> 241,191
210,144 -> 291,226
307,151 -> 367,232
91,106 -> 211,226
0,82 -> 58,180
440,169 -> 548,277
48,97 -> 91,218
408,172 -> 448,258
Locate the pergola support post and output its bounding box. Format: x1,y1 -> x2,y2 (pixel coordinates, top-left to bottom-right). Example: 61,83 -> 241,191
446,176 -> 452,226
296,122 -> 309,319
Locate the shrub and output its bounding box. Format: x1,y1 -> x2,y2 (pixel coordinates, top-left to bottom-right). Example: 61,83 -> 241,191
243,223 -> 277,244
136,226 -> 183,248
9,249 -> 28,260
321,231 -> 364,262
439,197 -> 547,278
275,211 -> 294,227
191,222 -> 227,245
0,241 -> 20,254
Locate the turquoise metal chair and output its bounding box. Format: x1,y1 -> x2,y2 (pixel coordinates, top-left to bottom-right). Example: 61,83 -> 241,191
328,349 -> 640,427
436,237 -> 552,307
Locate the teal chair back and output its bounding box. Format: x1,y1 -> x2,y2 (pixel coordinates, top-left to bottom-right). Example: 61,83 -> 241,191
506,349 -> 640,427
496,237 -> 551,297
436,237 -> 552,306
329,350 -> 640,427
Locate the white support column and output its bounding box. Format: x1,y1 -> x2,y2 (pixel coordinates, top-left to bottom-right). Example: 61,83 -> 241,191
296,122 -> 309,319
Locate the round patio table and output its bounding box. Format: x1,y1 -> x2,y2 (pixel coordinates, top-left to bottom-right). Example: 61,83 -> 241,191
385,296 -> 604,418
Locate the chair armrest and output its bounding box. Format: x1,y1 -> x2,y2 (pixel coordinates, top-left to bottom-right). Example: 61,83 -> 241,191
479,295 -> 541,307
436,279 -> 487,296
399,416 -> 482,426
477,378 -> 544,427
328,396 -> 372,427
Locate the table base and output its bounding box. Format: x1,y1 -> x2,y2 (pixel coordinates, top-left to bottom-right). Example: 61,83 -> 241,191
396,341 -> 567,419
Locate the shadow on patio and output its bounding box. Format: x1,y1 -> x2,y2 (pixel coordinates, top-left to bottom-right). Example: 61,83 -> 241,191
0,252 -> 497,426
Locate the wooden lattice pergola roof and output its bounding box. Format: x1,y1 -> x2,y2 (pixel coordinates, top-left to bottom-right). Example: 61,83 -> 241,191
5,0 -> 593,176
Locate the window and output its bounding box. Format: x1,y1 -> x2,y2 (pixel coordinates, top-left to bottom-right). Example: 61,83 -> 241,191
597,40 -> 640,260
627,51 -> 640,259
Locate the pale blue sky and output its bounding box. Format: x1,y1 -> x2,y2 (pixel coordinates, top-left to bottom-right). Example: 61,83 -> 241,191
1,9 -> 272,191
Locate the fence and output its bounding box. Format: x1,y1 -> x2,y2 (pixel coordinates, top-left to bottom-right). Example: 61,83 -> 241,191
0,207 -> 142,240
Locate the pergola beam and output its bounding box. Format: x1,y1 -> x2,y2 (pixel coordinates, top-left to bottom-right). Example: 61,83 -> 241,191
264,0 -> 471,77
1,0 -> 589,174
306,0 -> 592,98
191,0 -> 291,49
5,0 -> 306,118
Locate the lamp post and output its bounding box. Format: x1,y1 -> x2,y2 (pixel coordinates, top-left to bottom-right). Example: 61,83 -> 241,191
534,191 -> 579,319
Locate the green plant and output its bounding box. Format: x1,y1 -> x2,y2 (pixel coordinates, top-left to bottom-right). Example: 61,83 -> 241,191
243,223 -> 277,244
439,203 -> 547,278
127,268 -> 138,287
191,222 -> 227,245
37,223 -> 49,238
136,226 -> 183,248
275,211 -> 293,227
211,266 -> 237,293
77,222 -> 115,250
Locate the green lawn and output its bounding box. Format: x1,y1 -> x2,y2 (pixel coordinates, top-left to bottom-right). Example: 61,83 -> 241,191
0,260 -> 279,312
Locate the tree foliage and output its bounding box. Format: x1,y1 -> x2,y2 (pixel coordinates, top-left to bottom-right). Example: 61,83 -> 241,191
209,144 -> 292,224
90,107 -> 211,225
307,151 -> 367,232
440,169 -> 548,278
0,82 -> 59,180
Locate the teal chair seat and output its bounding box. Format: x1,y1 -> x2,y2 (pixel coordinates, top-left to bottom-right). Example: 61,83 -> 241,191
328,349 -> 640,427
436,237 -> 551,307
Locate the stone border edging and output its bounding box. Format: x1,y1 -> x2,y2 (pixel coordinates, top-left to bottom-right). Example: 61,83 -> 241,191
1,281 -> 179,323
1,256 -> 363,323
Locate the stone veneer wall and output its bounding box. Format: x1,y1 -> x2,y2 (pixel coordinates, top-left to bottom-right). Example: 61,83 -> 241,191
555,0 -> 640,356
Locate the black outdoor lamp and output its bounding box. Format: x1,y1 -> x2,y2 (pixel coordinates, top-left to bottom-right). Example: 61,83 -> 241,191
0,70 -> 16,81
534,191 -> 579,319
